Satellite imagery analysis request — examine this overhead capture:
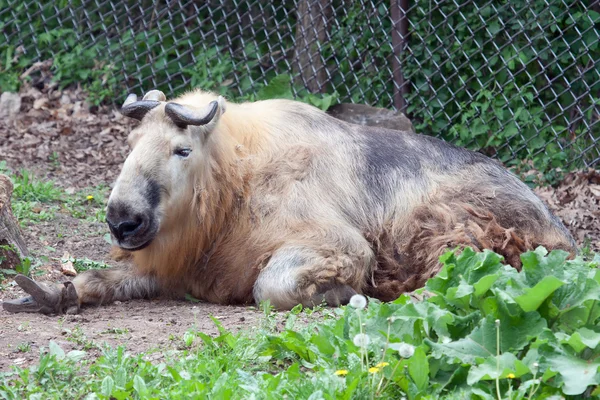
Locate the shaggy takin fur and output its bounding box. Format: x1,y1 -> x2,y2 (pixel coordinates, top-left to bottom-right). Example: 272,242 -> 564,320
64,90 -> 577,310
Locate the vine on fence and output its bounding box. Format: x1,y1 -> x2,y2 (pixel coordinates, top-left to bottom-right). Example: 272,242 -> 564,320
0,0 -> 598,176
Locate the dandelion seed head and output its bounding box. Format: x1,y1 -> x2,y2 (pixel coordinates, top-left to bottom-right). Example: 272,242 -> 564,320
349,294 -> 367,310
495,319 -> 500,326
353,333 -> 371,347
389,342 -> 415,358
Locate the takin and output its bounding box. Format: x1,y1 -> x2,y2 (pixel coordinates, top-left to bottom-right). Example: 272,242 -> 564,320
3,89 -> 576,314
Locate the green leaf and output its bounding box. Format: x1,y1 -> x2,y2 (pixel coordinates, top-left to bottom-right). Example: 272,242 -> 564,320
473,273 -> 500,297
132,375 -> 147,396
256,74 -> 293,100
48,341 -> 65,361
114,367 -> 127,387
101,376 -> 114,397
539,342 -> 600,395
515,276 -> 564,312
467,353 -> 530,384
66,350 -> 86,362
567,327 -> 600,352
427,321 -> 495,364
408,346 -> 429,391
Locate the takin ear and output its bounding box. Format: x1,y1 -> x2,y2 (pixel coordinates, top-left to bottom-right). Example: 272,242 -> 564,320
164,96 -> 226,130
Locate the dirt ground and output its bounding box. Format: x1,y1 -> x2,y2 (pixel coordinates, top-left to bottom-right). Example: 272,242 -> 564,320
0,85 -> 599,371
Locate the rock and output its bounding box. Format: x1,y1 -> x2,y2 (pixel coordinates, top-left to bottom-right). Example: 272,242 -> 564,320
60,251 -> 77,277
0,92 -> 21,118
327,103 -> 414,132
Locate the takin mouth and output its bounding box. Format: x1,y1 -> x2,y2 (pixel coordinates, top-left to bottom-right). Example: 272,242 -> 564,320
118,239 -> 153,252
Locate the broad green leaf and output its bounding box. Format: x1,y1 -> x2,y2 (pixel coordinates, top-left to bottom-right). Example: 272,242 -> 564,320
408,346 -> 429,391
101,376 -> 114,397
66,350 -> 86,362
552,269 -> 600,327
114,367 -> 127,387
427,321 -> 496,364
467,353 -> 530,384
567,327 -> 600,352
256,74 -> 293,100
540,343 -> 600,395
133,375 -> 147,396
515,276 -> 564,312
307,390 -> 324,400
48,341 -> 65,361
473,273 -> 500,297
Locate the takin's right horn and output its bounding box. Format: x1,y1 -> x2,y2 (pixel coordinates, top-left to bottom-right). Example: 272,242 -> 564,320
120,93 -> 161,120
164,100 -> 219,129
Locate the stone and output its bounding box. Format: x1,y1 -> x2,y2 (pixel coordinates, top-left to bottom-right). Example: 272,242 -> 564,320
0,92 -> 21,118
328,103 -> 414,132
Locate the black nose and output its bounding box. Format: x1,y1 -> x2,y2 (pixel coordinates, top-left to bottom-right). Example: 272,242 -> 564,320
106,204 -> 145,242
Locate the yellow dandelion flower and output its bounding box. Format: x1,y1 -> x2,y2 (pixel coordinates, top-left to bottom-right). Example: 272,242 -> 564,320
506,373 -> 515,379
334,370 -> 348,376
375,362 -> 389,368
368,367 -> 380,374
86,195 -> 94,200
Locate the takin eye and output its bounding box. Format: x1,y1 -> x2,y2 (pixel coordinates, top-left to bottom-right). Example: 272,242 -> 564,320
174,147 -> 192,158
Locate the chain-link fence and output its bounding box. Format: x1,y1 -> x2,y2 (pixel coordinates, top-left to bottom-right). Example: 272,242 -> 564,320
1,0 -> 599,171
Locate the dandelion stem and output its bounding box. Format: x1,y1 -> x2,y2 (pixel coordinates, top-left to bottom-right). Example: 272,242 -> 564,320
378,319 -> 392,366
378,358 -> 402,395
528,363 -> 540,399
495,319 -> 501,400
357,310 -> 365,371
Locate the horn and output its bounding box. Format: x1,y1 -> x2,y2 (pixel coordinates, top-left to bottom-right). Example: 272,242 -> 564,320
164,101 -> 219,128
121,93 -> 161,120
142,90 -> 166,101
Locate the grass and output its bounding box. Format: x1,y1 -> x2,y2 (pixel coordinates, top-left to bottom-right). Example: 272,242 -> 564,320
0,247 -> 598,399
0,161 -> 109,226
0,162 -> 598,398
0,162 -> 111,280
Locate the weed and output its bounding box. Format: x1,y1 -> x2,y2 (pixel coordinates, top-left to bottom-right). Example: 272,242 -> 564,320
64,326 -> 96,351
49,152 -> 61,168
1,247 -> 598,398
17,343 -> 31,353
0,244 -> 33,277
60,256 -> 111,273
100,327 -> 130,336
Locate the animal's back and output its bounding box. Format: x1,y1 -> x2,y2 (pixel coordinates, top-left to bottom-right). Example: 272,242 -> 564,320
253,105 -> 575,300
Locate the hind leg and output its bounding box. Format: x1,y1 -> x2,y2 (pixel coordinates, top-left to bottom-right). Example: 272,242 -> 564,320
253,240 -> 374,310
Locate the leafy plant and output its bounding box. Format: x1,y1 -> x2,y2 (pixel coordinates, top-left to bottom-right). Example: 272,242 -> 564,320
1,247 -> 598,398
0,244 -> 33,278
61,256 -> 111,272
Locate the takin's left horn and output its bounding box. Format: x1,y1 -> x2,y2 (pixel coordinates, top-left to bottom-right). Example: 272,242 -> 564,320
164,100 -> 219,128
142,90 -> 166,101
120,93 -> 161,120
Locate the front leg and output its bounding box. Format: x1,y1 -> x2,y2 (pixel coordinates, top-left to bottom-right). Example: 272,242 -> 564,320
253,239 -> 375,310
3,267 -> 160,314
72,266 -> 160,306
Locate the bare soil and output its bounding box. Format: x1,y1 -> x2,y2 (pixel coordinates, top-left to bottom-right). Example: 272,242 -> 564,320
0,85 -> 598,371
